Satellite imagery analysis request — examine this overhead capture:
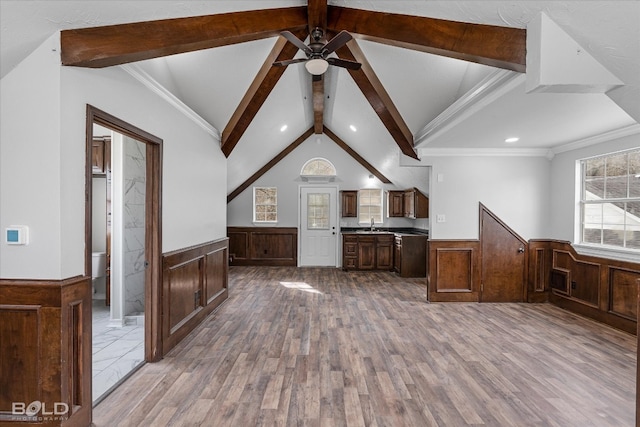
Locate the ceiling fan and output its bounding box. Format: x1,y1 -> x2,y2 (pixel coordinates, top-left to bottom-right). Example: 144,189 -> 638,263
273,28 -> 362,75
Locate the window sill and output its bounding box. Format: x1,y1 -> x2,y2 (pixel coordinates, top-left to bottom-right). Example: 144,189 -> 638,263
252,222 -> 278,226
572,243 -> 640,263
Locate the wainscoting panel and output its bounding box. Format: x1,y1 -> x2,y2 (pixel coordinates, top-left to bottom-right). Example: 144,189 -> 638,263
162,238 -> 228,355
228,227 -> 297,266
610,268 -> 640,321
427,240 -> 480,302
0,276 -> 91,427
529,239 -> 639,334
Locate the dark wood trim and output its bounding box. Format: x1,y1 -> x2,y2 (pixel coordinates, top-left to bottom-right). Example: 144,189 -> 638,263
0,276 -> 91,427
227,128 -> 314,203
334,38 -> 416,159
162,239 -> 229,355
221,31 -> 307,157
323,126 -> 392,184
327,6 -> 526,72
86,105 -> 163,362
61,7 -> 308,67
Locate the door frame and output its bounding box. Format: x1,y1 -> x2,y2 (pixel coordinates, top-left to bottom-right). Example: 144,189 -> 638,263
85,105 -> 163,362
298,184 -> 339,267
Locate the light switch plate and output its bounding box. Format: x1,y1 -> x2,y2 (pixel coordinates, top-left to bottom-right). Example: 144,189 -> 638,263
436,214 -> 446,223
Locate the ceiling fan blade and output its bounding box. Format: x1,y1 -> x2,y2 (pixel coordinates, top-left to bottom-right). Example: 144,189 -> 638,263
327,57 -> 362,70
280,31 -> 311,54
273,58 -> 309,67
323,30 -> 353,54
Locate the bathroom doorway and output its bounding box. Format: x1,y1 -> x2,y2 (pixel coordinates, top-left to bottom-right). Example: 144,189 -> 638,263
85,105 -> 162,405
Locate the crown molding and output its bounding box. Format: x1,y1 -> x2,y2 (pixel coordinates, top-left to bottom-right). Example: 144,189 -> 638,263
417,147 -> 553,158
414,70 -> 525,147
551,123 -> 640,155
120,63 -> 220,141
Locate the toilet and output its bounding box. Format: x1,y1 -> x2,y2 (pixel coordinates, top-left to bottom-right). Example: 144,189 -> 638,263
92,252 -> 107,294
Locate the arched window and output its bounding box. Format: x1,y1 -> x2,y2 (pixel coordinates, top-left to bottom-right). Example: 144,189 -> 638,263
300,158 -> 336,182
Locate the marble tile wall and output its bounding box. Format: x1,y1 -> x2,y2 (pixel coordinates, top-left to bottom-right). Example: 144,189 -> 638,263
123,136 -> 146,316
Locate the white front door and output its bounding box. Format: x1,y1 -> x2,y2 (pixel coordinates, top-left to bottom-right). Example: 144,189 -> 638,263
299,186 -> 338,266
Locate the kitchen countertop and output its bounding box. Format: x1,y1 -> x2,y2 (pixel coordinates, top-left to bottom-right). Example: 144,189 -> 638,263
341,227 -> 429,237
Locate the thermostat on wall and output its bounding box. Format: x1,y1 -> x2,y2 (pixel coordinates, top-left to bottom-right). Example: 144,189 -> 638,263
6,226 -> 29,245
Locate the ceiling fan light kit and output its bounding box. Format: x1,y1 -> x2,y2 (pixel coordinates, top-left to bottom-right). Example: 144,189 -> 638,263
305,58 -> 329,75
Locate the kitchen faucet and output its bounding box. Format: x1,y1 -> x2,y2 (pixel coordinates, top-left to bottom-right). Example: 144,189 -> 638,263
370,217 -> 375,231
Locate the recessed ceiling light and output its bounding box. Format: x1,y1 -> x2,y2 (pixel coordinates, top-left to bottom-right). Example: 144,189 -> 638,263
349,125 -> 357,132
280,124 -> 288,132
505,137 -> 519,143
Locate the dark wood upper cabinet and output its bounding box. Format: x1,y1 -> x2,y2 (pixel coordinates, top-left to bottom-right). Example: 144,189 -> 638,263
341,190 -> 358,217
387,190 -> 405,217
92,138 -> 106,175
404,188 -> 429,219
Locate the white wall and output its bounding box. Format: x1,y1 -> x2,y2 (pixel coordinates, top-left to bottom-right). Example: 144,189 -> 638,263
423,155 -> 551,240
0,33 -> 62,279
549,132 -> 640,243
227,134 -> 431,229
1,32 -> 228,280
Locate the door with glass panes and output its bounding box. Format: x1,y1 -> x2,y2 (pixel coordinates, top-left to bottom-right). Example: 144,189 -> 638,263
299,187 -> 337,266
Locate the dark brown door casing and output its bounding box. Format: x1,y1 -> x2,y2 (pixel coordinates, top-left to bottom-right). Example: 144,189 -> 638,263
480,204 -> 527,302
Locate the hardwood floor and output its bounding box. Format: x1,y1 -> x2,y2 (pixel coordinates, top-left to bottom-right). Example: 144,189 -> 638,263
93,266 -> 636,426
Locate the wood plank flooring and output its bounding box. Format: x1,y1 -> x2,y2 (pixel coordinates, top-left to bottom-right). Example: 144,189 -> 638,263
93,266 -> 636,426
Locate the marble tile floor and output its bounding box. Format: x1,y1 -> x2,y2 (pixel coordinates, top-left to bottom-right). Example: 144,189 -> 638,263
92,300 -> 145,406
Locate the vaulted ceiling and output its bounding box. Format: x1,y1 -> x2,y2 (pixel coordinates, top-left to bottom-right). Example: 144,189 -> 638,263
1,1 -> 638,196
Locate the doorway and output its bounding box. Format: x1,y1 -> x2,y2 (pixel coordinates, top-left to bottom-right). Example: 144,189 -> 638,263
85,105 -> 162,404
299,186 -> 338,266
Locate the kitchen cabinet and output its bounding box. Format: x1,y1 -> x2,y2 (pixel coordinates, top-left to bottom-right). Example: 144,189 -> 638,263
357,235 -> 376,269
393,234 -> 427,277
376,234 -> 394,270
387,191 -> 405,217
342,233 -> 395,271
341,190 -> 358,217
92,137 -> 110,175
403,188 -> 429,219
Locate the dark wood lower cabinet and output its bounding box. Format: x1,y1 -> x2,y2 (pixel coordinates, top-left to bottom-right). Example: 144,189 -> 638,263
343,233 -> 394,271
394,234 -> 427,277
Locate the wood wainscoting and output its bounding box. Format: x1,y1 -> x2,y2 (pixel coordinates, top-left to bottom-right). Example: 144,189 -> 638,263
162,238 -> 229,355
0,276 -> 91,427
227,227 -> 297,266
427,240 -> 481,302
529,239 -> 640,334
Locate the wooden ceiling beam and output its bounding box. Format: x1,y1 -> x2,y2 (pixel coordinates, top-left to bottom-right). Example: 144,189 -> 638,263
334,39 -> 417,159
61,7 -> 307,67
227,127 -> 314,203
327,6 -> 526,72
221,31 -> 306,157
307,0 -> 328,32
324,126 -> 392,184
312,75 -> 324,134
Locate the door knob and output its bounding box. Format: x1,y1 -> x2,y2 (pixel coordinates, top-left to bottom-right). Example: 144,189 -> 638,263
517,247 -> 525,253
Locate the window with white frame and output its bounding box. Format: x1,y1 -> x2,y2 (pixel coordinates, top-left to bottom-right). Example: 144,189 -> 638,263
359,188 -> 383,224
580,148 -> 640,250
253,187 -> 277,223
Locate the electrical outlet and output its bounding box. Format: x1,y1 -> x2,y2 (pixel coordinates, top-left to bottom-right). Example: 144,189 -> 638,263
436,214 -> 446,223
571,281 -> 577,290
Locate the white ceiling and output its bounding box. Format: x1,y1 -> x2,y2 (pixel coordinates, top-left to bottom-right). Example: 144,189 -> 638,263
2,1 -> 638,193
